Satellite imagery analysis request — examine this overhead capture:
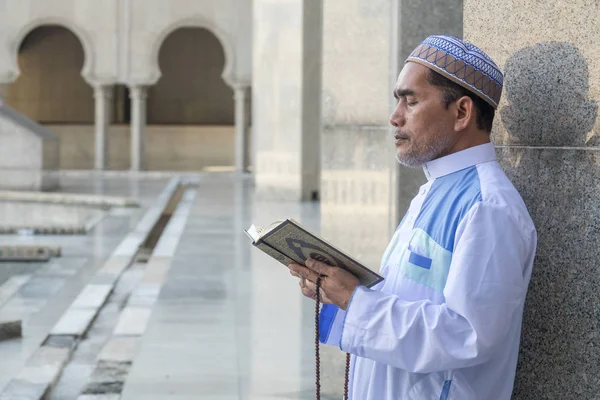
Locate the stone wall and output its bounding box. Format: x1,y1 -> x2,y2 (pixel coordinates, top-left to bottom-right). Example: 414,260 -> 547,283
0,101 -> 59,190
49,124 -> 238,171
465,0 -> 600,398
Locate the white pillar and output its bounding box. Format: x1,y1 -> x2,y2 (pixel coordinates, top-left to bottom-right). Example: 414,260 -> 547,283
129,85 -> 147,171
253,0 -> 323,201
0,84 -> 10,105
234,85 -> 251,172
94,85 -> 113,170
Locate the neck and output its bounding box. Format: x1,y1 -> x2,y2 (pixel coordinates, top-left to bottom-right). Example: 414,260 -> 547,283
447,130 -> 490,155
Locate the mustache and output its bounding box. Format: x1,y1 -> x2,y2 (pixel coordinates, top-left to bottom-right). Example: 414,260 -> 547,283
393,130 -> 410,140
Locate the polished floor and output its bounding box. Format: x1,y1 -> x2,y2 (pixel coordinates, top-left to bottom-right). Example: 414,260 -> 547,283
0,176 -> 170,393
0,173 -> 396,399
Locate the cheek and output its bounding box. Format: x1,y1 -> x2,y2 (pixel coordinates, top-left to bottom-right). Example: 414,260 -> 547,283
412,108 -> 450,135
405,110 -> 432,137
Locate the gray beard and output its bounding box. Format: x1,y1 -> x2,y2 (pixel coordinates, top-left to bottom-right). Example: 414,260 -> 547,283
395,135 -> 454,168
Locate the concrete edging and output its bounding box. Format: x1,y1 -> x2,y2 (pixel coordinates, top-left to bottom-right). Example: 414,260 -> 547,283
0,177 -> 181,400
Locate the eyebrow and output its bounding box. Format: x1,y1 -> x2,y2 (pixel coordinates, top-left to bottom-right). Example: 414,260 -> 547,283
393,88 -> 416,99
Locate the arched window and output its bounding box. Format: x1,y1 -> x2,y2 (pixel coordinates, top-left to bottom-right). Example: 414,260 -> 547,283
7,25 -> 93,124
147,27 -> 234,125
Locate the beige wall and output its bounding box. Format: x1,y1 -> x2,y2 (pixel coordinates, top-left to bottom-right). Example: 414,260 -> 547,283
6,26 -> 234,126
253,0 -> 323,201
49,124 -> 236,170
6,26 -> 94,123
0,0 -> 253,86
321,0 -> 392,126
147,28 -> 234,125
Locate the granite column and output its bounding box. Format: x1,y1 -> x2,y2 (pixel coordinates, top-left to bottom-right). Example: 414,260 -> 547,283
465,0 -> 600,397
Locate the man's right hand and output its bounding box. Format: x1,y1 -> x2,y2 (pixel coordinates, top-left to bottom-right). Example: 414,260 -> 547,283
288,263 -> 336,305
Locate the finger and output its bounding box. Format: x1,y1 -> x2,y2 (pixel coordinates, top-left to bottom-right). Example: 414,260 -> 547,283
305,258 -> 335,276
301,286 -> 316,300
288,263 -> 303,276
304,280 -> 325,301
305,279 -> 325,298
289,263 -> 320,283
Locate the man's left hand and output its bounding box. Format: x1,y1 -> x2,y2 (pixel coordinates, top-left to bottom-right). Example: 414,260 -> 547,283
288,258 -> 360,310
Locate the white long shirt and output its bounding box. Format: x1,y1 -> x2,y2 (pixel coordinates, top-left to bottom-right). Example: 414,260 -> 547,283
319,143 -> 537,400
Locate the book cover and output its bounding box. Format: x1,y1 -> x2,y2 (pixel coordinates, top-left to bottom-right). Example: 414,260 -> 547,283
248,219 -> 383,288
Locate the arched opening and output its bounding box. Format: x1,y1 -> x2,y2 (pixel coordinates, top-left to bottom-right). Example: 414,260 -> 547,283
145,27 -> 235,171
7,25 -> 93,123
5,25 -> 96,170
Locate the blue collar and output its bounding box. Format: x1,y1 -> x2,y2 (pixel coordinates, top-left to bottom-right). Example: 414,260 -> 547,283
422,142 -> 497,181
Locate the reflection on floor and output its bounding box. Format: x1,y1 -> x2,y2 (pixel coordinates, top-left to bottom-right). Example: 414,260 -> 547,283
0,173 -> 396,400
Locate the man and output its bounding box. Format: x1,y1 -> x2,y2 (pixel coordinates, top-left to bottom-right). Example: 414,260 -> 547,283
289,35 -> 537,399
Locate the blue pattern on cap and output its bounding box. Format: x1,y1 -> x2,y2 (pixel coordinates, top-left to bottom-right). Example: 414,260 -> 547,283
407,35 -> 504,108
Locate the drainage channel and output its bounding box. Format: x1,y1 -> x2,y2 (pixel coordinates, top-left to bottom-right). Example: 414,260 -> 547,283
46,183 -> 196,400
0,179 -> 194,400
133,184 -> 187,264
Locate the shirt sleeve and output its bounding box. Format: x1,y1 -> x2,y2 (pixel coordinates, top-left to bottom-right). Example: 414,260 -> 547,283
319,304 -> 346,346
319,275 -> 388,347
339,201 -> 536,373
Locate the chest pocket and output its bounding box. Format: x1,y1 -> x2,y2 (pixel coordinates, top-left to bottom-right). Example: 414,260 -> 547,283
399,228 -> 453,293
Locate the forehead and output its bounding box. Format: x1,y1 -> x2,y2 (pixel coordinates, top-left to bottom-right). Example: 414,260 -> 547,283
394,62 -> 431,91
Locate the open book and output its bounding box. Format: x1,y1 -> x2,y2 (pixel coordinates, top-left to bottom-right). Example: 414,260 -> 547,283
245,219 -> 383,288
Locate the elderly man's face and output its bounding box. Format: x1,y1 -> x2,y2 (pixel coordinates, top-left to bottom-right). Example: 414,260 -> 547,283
390,62 -> 457,167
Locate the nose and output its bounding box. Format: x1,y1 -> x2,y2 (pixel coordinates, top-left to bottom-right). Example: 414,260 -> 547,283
389,102 -> 405,128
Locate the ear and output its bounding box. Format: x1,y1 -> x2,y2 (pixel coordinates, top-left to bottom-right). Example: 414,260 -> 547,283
454,96 -> 475,132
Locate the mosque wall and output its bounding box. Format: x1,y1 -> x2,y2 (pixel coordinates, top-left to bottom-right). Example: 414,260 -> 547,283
319,0 -> 396,277
252,0 -> 323,201
0,0 -> 253,87
5,26 -> 94,123
50,124 -> 236,170
0,0 -> 118,84
317,0 -> 463,397
320,0 -> 463,283
6,26 -> 234,126
147,28 -> 234,125
465,0 -> 600,398
127,0 -> 252,86
0,0 -> 252,172
320,0 -> 394,294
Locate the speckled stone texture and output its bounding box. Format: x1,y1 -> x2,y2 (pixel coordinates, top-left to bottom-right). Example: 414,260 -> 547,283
465,1 -> 600,398
396,0 -> 463,62
497,148 -> 600,399
501,43 -> 598,147
465,0 -> 600,145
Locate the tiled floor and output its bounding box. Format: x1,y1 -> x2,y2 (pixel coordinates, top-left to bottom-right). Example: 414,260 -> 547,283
0,176 -> 169,392
0,172 -> 396,399
120,175 -> 325,400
